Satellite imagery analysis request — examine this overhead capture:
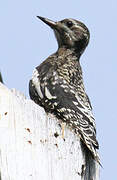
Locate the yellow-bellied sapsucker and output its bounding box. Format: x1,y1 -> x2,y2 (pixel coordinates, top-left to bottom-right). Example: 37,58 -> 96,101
29,16 -> 100,164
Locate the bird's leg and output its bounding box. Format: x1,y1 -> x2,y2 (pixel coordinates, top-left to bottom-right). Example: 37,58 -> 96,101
61,122 -> 66,139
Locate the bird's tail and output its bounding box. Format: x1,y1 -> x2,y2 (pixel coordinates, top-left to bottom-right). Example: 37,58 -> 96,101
90,144 -> 103,167
82,137 -> 102,167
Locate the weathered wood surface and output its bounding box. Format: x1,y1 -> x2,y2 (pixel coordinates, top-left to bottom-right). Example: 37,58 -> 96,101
0,83 -> 99,180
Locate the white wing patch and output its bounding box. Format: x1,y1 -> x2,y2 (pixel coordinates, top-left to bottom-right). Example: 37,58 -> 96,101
32,68 -> 43,99
45,87 -> 56,99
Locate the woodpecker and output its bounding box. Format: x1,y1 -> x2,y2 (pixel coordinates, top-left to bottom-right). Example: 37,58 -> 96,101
29,16 -> 100,164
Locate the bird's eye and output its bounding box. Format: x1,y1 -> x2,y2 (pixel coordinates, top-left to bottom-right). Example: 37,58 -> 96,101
66,21 -> 73,28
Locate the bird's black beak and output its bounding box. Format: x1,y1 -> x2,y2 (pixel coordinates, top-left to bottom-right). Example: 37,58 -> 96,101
37,16 -> 57,29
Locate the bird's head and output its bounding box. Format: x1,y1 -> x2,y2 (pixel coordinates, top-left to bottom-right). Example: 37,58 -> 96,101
37,16 -> 90,55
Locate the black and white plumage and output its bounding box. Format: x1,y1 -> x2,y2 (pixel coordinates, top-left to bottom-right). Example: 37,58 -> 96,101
29,16 -> 100,164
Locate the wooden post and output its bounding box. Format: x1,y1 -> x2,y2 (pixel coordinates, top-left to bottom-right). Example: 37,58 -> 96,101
0,83 -> 99,180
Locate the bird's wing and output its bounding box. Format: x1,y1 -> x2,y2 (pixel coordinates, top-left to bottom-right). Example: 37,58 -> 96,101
30,66 -> 99,152
85,93 -> 93,110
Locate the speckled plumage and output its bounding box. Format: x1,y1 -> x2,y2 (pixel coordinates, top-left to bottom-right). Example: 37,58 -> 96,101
29,16 -> 100,164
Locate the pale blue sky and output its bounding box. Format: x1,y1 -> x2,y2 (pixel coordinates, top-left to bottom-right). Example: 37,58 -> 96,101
0,1 -> 116,179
